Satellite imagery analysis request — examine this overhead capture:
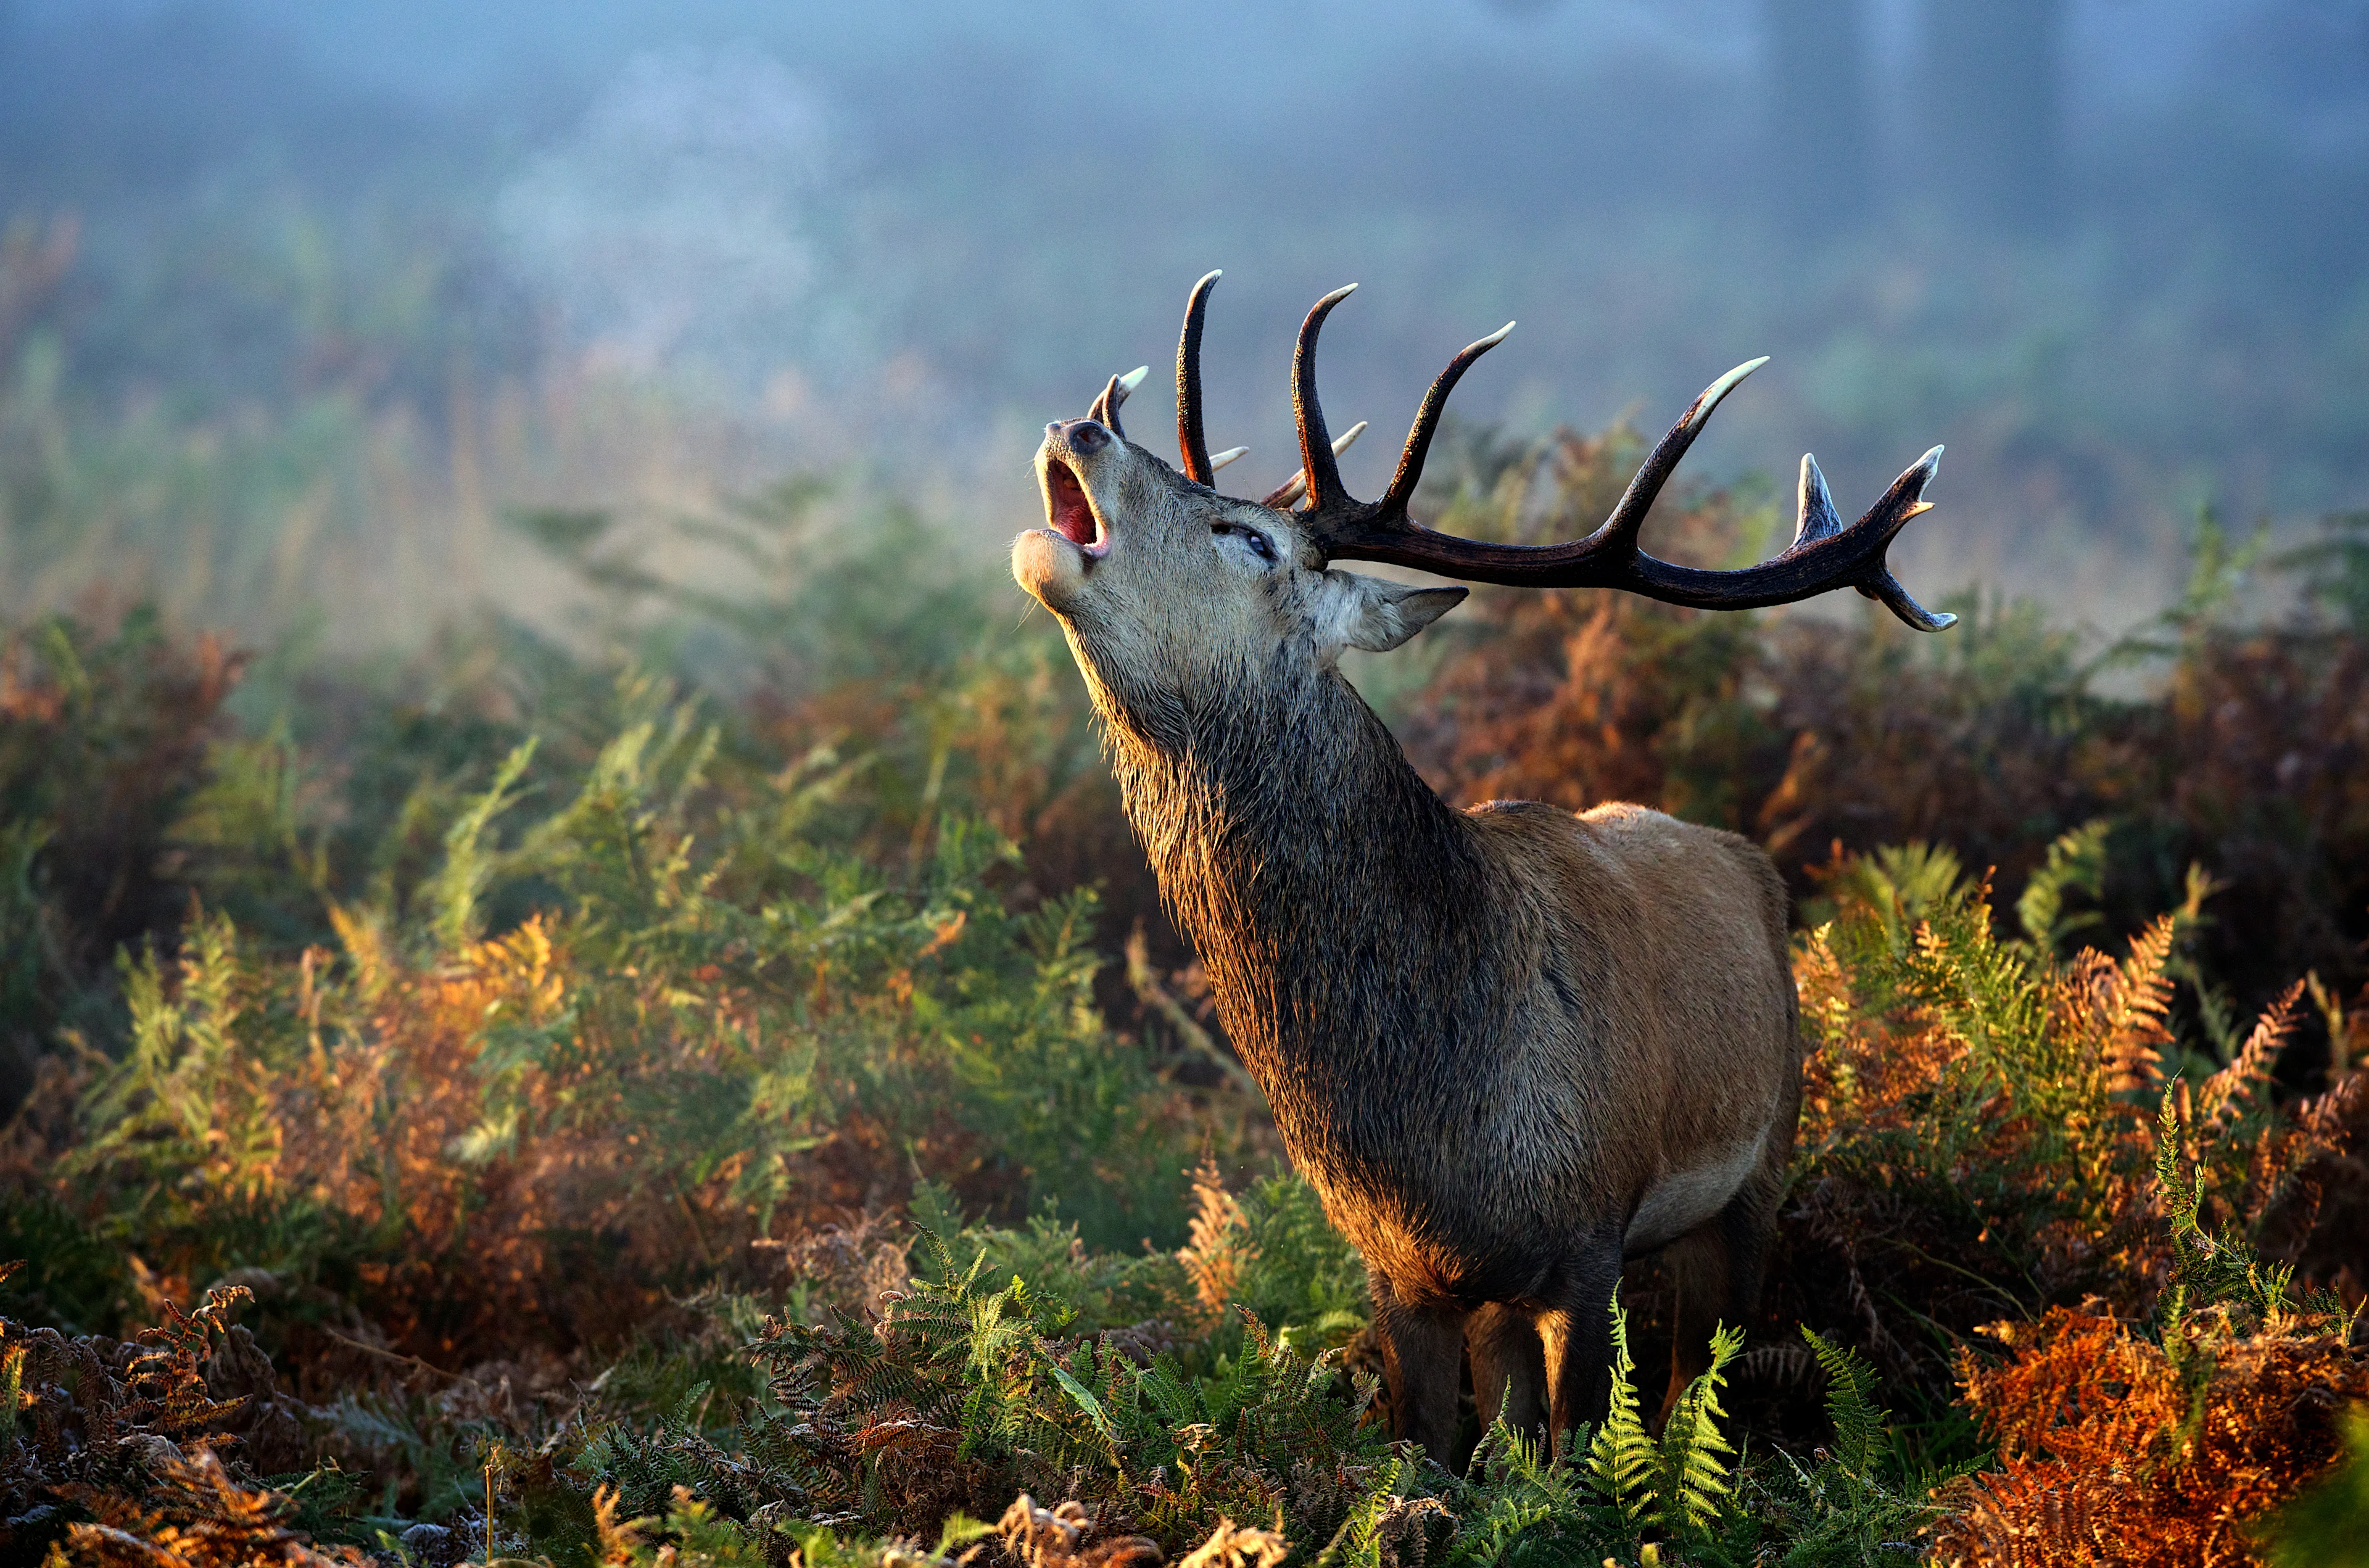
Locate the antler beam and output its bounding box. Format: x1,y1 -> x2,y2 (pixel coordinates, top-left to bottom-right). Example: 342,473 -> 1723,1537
1175,270 -> 1223,485
1272,285 -> 1956,632
1130,274 -> 1954,630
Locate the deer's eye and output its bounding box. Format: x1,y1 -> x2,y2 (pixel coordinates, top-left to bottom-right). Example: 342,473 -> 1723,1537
1214,521 -> 1278,564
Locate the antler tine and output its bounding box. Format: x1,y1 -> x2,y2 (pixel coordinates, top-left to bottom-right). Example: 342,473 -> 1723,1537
1594,357 -> 1767,551
1291,285 -> 1359,514
1378,321 -> 1515,518
1088,365 -> 1149,442
1086,376 -> 1122,439
1148,276 -> 1954,632
1176,270 -> 1222,485
1846,446 -> 1955,631
1793,454 -> 1844,548
1623,440 -> 1954,626
1261,422 -> 1367,510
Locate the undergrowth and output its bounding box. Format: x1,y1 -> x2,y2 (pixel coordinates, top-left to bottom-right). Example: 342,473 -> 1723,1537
7,831 -> 2365,1564
0,433 -> 2365,1564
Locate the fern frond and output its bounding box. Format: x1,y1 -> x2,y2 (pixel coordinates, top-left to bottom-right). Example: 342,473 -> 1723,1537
2198,980 -> 2304,1137
1180,1150 -> 1250,1316
2016,817 -> 2111,952
1653,1321 -> 1742,1537
1800,1326 -> 1887,1477
1582,1294 -> 1654,1524
2152,1081 -> 2317,1321
429,737 -> 538,953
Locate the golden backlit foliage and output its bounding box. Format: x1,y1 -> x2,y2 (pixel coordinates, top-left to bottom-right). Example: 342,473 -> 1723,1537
1767,838 -> 2369,1566
1930,1307 -> 2369,1567
6,704 -> 1215,1381
1761,835 -> 2363,1403
2,461 -> 2367,1559
2,1276 -> 368,1566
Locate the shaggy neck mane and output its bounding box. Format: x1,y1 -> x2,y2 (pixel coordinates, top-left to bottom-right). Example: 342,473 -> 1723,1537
1086,646 -> 1502,1133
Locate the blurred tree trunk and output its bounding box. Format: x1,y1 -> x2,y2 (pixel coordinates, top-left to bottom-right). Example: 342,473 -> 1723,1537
1916,0 -> 2068,229
1761,0 -> 1874,229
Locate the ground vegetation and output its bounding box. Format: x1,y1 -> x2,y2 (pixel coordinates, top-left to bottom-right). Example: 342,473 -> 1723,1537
4,427 -> 2368,1564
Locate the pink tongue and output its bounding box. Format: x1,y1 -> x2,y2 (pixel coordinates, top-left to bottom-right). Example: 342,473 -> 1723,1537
1049,465 -> 1095,545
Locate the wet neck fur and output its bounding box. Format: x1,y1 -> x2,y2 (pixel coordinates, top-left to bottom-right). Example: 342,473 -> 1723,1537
1083,643 -> 1499,1099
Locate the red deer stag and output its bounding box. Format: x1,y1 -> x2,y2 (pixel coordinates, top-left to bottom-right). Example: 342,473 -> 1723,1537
1011,273 -> 1953,1463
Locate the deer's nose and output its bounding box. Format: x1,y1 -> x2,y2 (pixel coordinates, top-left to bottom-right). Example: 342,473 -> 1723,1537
1057,419 -> 1111,454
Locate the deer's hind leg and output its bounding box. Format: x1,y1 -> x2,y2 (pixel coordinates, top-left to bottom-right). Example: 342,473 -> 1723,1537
1466,1302 -> 1546,1445
1656,1163 -> 1785,1425
1372,1277 -> 1469,1467
1536,1236 -> 1626,1455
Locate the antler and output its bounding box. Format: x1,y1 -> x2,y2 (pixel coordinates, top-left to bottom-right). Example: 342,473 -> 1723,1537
1168,271 -> 1292,493
1175,270 -> 1222,484
1271,285 -> 1956,632
1088,364 -> 1149,441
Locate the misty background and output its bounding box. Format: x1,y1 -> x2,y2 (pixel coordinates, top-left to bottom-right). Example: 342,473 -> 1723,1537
1,0 -> 2363,646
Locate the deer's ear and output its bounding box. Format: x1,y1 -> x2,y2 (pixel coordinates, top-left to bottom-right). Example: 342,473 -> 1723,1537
1315,571 -> 1468,656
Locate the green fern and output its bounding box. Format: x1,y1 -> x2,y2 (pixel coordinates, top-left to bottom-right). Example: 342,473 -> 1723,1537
428,736 -> 537,952
1830,840 -> 1966,953
1705,1331 -> 1934,1567
1445,1417 -> 1600,1567
1449,1306 -> 1774,1564
1226,1172 -> 1372,1343
1582,1294 -> 1656,1527
2151,1083 -> 2338,1324
1308,1456 -> 1423,1568
1652,1321 -> 1743,1537
1800,1328 -> 1885,1477
1431,1450 -> 1563,1568
2015,817 -> 2111,952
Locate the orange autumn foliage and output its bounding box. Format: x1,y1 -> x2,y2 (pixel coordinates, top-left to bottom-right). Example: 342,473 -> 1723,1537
1930,1306 -> 2369,1567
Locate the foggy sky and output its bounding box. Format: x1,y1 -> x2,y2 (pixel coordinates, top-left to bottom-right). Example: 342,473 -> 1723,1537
2,0 -> 2364,621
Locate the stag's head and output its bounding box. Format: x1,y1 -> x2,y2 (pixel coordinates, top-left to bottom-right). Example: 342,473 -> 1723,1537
1015,272 -> 1957,720
1012,279 -> 1472,714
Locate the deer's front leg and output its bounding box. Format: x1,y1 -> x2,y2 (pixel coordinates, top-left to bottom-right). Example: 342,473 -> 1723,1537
1371,1277 -> 1468,1467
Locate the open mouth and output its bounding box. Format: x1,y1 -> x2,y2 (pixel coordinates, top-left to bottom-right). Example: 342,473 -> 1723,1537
1044,460 -> 1107,556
